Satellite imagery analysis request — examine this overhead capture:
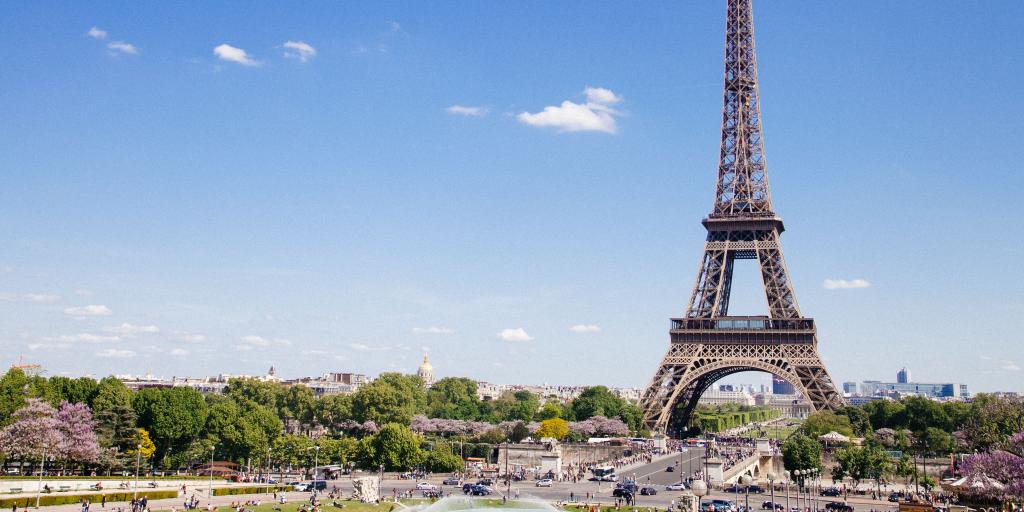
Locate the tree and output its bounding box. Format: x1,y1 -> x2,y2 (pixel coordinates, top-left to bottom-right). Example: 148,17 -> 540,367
360,423 -> 424,471
492,390 -> 540,423
128,428 -> 156,459
801,411 -> 854,438
0,368 -> 30,426
862,400 -> 907,431
352,381 -> 416,425
570,386 -> 625,421
0,398 -> 60,461
427,378 -> 486,420
837,406 -> 872,437
315,394 -> 353,430
920,427 -> 955,455
536,401 -> 563,421
957,394 -> 1024,451
133,386 -> 209,461
474,428 -> 507,444
48,377 -> 99,408
961,432 -> 1024,500
536,418 -> 570,440
902,396 -> 951,434
54,401 -> 100,464
424,441 -> 463,473
282,385 -> 317,425
781,433 -> 821,474
510,422 -> 531,443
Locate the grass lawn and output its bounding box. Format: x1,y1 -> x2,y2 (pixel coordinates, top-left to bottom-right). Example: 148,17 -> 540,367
736,419 -> 804,441
152,497 -> 560,512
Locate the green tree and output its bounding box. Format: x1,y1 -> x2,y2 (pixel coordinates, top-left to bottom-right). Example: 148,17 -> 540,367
837,406 -> 872,437
48,376 -> 99,407
781,433 -> 821,474
359,423 -> 424,471
133,386 -> 209,460
492,390 -> 540,423
920,427 -> 955,455
427,378 -> 486,420
315,394 -> 352,430
536,401 -> 563,421
801,411 -> 854,438
0,368 -> 30,425
510,422 -> 531,443
352,381 -> 415,425
424,440 -> 463,473
282,385 -> 317,425
474,428 -> 507,444
862,400 -> 907,430
902,397 -> 950,434
570,386 -> 625,421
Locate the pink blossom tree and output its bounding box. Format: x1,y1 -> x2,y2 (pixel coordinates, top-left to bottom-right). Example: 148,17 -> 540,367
55,401 -> 101,464
0,399 -> 61,472
961,432 -> 1024,500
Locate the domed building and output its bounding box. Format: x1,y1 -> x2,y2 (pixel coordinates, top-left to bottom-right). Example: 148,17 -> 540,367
417,354 -> 434,386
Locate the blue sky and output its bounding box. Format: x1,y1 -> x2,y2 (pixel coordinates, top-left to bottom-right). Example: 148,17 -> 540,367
1,1 -> 1022,392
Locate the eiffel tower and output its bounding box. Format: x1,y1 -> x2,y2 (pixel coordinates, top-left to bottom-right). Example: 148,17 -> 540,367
639,0 -> 845,434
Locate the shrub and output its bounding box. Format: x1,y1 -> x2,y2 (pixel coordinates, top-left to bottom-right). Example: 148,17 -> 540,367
0,490 -> 177,509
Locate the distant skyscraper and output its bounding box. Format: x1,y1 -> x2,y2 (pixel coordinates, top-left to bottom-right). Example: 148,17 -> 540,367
843,381 -> 858,394
897,367 -> 911,384
772,375 -> 796,395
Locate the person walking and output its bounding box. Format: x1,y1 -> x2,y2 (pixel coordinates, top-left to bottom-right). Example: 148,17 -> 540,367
102,495 -> 107,509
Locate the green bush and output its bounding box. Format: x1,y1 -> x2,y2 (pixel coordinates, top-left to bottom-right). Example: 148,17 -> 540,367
213,486 -> 289,496
0,490 -> 177,508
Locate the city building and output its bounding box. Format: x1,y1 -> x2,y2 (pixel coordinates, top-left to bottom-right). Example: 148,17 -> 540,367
843,381 -> 858,394
897,367 -> 911,384
772,375 -> 796,395
860,380 -> 968,399
417,354 -> 434,387
698,388 -> 755,406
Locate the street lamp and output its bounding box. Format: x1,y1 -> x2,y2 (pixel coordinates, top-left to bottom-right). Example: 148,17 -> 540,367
739,474 -> 753,512
691,480 -> 708,511
767,472 -> 776,512
794,470 -> 803,512
783,471 -> 791,512
208,445 -> 215,501
35,445 -> 48,510
265,448 -> 272,495
307,445 -> 321,482
133,443 -> 143,502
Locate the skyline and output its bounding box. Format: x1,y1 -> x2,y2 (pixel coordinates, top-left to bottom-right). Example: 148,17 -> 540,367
2,2 -> 1023,391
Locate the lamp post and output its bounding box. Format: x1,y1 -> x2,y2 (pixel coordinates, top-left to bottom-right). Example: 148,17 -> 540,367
794,470 -> 803,512
133,443 -> 142,502
784,471 -> 791,512
35,445 -> 47,510
265,448 -> 272,495
691,480 -> 708,512
208,445 -> 215,500
767,472 -> 776,512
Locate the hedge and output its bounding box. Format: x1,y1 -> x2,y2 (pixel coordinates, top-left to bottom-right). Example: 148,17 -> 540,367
0,490 -> 177,508
213,486 -> 289,496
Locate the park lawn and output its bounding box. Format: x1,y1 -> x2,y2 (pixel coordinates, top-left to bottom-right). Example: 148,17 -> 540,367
152,498 -> 557,512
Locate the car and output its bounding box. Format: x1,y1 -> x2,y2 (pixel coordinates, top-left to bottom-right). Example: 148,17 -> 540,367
724,485 -> 742,493
477,478 -> 494,486
443,477 -> 461,485
666,466 -> 675,472
292,483 -> 309,492
824,502 -> 853,512
820,488 -> 841,497
600,474 -> 618,482
470,485 -> 494,496
462,483 -> 475,494
762,502 -> 784,511
706,499 -> 735,512
887,493 -> 901,503
536,479 -> 553,487
612,488 -> 633,498
640,487 -> 658,496
416,482 -> 438,491
748,485 -> 765,494
666,482 -> 688,491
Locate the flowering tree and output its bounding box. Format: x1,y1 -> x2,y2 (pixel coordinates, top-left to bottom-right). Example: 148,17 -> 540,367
55,401 -> 101,463
569,416 -> 630,437
961,432 -> 1024,500
0,398 -> 60,460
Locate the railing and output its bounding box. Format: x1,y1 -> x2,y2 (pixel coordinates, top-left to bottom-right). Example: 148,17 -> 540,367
671,316 -> 814,331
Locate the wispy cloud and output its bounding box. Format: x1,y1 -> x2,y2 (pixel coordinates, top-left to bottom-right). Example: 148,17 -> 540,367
1,292 -> 60,303
214,44 -> 261,67
240,335 -> 270,347
446,105 -> 488,117
823,279 -> 871,290
107,41 -> 139,55
1002,360 -> 1021,371
498,327 -> 533,342
87,27 -> 107,40
518,86 -> 623,134
54,333 -> 120,343
569,324 -> 601,333
351,342 -> 391,352
96,348 -> 135,359
179,333 -> 207,343
169,348 -> 190,357
105,323 -> 159,335
64,304 -> 113,317
282,41 -> 316,62
412,326 -> 455,335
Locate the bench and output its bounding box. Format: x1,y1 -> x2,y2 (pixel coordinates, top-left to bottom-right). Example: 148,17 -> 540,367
9,488 -> 22,494
58,486 -> 71,492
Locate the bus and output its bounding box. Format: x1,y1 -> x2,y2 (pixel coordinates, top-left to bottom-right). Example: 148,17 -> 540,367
590,465 -> 616,480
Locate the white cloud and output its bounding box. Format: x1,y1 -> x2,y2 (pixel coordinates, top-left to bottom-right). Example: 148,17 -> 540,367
517,86 -> 623,134
214,44 -> 261,67
283,41 -> 316,62
823,279 -> 871,290
169,348 -> 190,357
412,326 -> 455,335
64,304 -> 113,317
569,324 -> 601,333
350,342 -> 371,351
96,348 -> 135,359
56,333 -> 120,343
498,328 -> 533,342
107,41 -> 139,55
105,323 -> 159,335
1002,361 -> 1021,372
179,334 -> 207,343
240,335 -> 270,347
1,293 -> 60,303
388,21 -> 402,33
446,105 -> 488,117
88,27 -> 107,40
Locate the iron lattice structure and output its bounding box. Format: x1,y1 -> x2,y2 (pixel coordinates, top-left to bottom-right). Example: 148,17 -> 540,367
639,0 -> 844,434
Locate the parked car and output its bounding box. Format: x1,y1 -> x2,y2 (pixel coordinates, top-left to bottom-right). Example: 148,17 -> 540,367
704,499 -> 735,512
443,477 -> 461,486
825,502 -> 853,512
477,478 -> 494,486
887,493 -> 901,503
470,485 -> 494,496
462,483 -> 475,494
600,474 -> 618,482
820,487 -> 842,497
747,485 -> 764,494
666,482 -> 688,491
762,501 -> 784,510
640,487 -> 658,496
536,479 -> 553,487
666,466 -> 675,472
293,483 -> 309,492
416,482 -> 437,491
